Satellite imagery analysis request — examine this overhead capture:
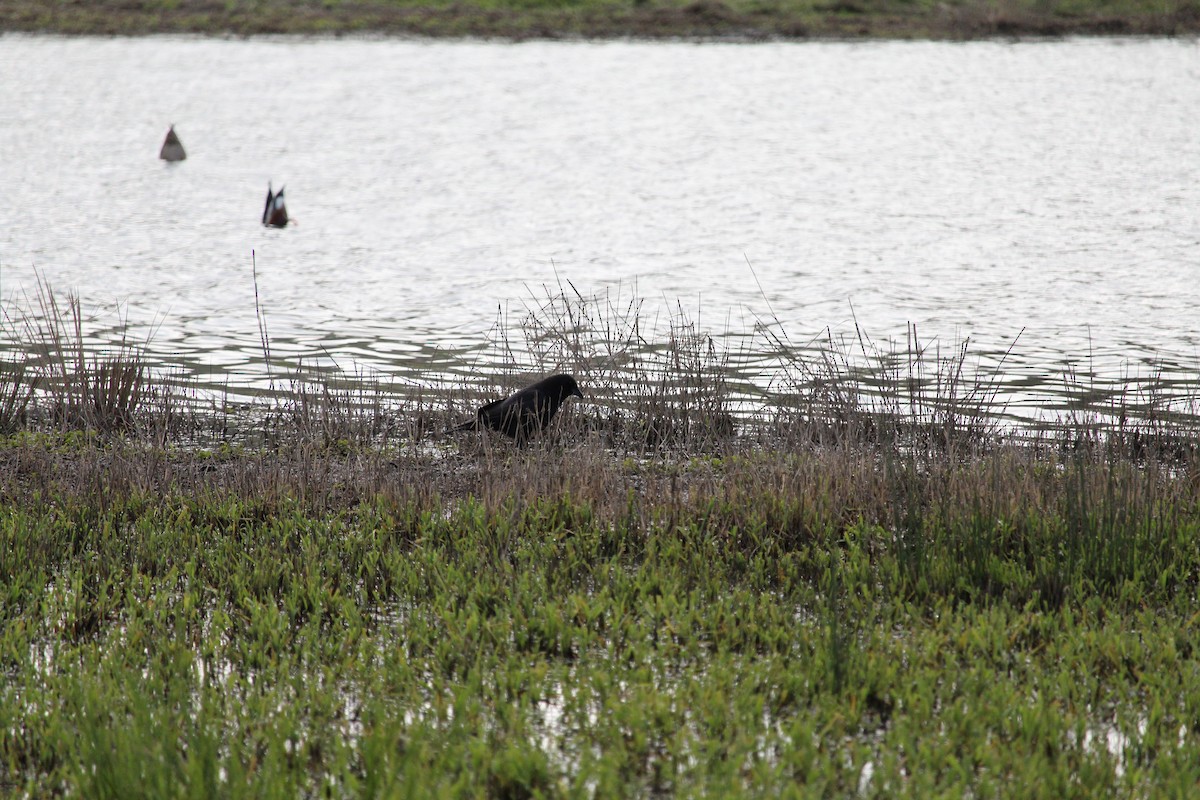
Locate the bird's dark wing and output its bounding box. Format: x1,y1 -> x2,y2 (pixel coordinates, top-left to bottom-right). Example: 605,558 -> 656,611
446,396 -> 517,437
479,395 -> 528,439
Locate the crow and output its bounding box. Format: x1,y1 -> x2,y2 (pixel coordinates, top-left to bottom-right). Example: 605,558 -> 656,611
446,374 -> 583,444
263,183 -> 288,227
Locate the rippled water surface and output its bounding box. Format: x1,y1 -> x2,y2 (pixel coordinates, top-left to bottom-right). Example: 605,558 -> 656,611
2,35 -> 1199,419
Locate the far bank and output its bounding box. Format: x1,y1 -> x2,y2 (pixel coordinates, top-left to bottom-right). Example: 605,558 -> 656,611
3,0 -> 1199,39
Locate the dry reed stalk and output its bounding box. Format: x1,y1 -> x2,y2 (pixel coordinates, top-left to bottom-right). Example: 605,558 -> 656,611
0,301 -> 39,433
1,275 -> 1199,467
7,275 -> 151,434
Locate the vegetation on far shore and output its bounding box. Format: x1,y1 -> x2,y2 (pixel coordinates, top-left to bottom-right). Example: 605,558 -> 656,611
3,0 -> 1200,39
2,283 -> 1200,795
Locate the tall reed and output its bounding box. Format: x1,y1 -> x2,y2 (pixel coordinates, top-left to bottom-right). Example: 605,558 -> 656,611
2,276 -> 1199,463
0,276 -> 152,434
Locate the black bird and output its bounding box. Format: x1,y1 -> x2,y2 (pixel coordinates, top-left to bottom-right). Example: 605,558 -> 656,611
263,183 -> 288,227
447,374 -> 583,444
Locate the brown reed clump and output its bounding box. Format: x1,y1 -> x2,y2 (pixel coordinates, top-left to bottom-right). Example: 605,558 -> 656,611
0,355 -> 38,435
0,283 -> 1196,546
1,275 -> 154,436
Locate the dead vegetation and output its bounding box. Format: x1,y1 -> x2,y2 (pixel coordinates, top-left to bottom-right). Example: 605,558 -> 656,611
0,278 -> 1197,500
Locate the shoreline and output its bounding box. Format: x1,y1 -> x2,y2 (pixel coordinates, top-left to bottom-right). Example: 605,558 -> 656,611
3,1 -> 1199,40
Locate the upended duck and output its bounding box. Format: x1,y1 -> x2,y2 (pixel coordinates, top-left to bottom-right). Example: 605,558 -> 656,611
159,125 -> 186,162
262,183 -> 288,228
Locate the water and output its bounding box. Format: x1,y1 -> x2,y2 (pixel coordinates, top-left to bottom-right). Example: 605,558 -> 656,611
2,35 -> 1199,422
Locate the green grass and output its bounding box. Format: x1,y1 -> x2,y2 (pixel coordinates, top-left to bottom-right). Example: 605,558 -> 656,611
2,0 -> 1198,38
3,441 -> 1200,796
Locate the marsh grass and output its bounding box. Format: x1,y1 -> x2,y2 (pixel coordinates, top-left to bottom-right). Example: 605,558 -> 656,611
3,439 -> 1200,797
3,281 -> 1200,799
758,318 -> 1019,456
0,354 -> 37,435
0,277 -> 157,436
4,280 -> 1200,464
271,364 -> 404,449
1053,356 -> 1200,465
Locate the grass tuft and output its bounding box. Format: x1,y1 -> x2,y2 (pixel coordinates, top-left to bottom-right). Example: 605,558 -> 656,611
4,275 -> 152,436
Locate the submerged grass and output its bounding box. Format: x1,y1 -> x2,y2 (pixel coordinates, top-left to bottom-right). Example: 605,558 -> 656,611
2,284 -> 1200,795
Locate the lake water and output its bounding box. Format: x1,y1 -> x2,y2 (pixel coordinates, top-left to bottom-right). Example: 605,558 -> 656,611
1,34 -> 1199,425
